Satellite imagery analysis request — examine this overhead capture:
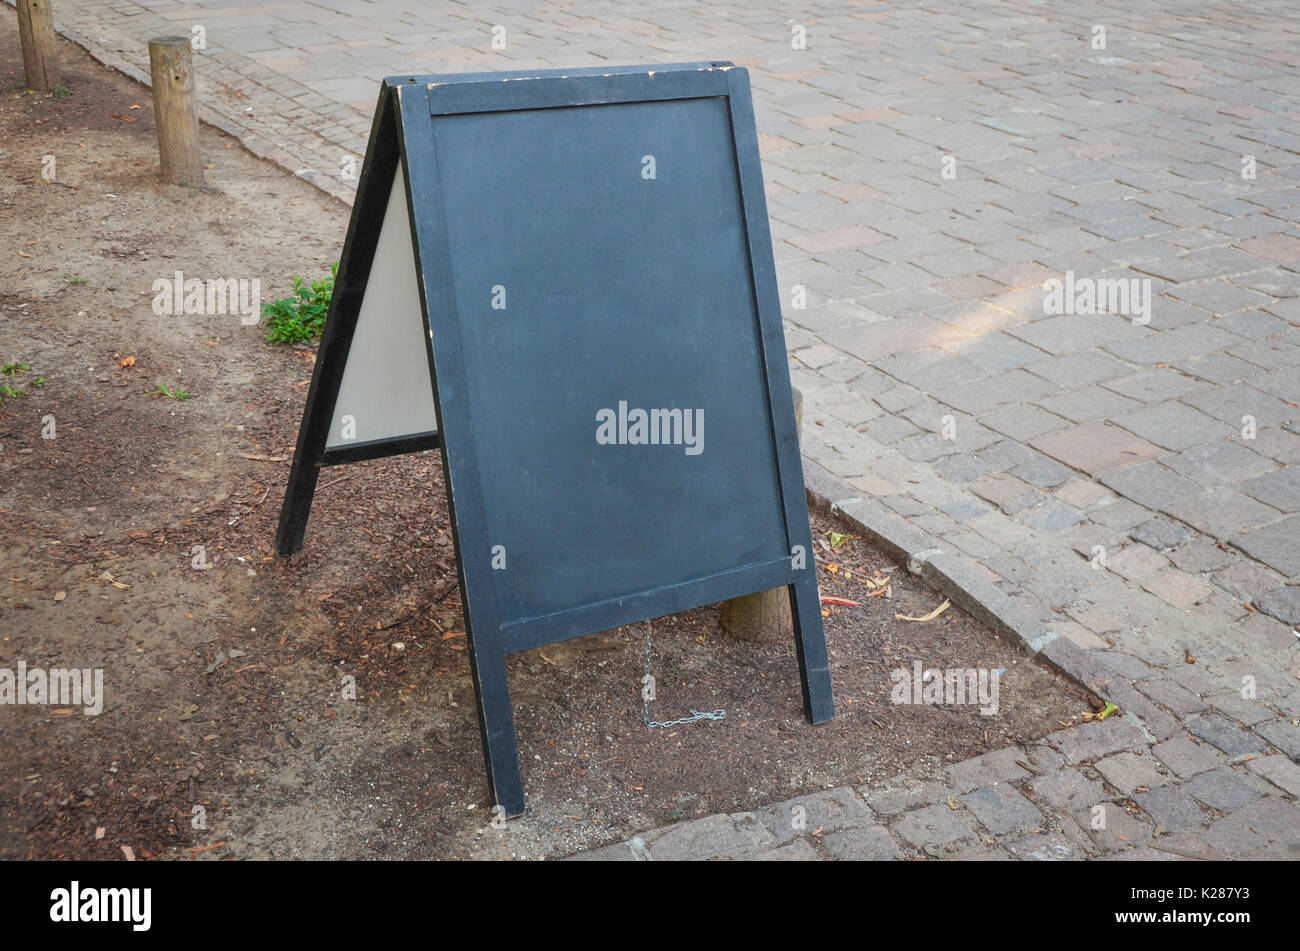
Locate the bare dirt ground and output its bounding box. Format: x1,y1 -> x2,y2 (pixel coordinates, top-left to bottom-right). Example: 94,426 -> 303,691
0,23 -> 1093,861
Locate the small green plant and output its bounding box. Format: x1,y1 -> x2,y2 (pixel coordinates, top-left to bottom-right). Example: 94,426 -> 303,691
51,85 -> 73,100
151,383 -> 193,400
66,275 -> 88,285
262,264 -> 336,344
0,363 -> 42,404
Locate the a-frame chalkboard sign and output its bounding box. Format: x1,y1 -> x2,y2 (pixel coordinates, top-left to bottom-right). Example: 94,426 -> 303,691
275,63 -> 834,816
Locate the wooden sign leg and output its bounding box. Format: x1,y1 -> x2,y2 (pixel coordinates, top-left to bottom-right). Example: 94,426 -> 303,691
789,575 -> 834,723
465,633 -> 526,817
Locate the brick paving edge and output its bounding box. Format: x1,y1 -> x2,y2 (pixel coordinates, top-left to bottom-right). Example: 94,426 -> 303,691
804,458 -> 1084,673
23,3 -> 358,207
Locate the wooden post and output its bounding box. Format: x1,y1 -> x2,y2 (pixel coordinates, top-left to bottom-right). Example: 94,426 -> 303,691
720,387 -> 804,643
148,36 -> 204,186
17,0 -> 56,93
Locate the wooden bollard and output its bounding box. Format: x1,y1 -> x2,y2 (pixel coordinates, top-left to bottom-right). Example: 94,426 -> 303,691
720,387 -> 804,643
17,0 -> 56,93
148,36 -> 204,186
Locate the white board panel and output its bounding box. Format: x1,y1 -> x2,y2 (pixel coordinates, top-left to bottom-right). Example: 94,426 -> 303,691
327,159 -> 437,449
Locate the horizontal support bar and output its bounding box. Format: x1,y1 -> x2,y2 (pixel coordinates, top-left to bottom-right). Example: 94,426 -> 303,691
501,555 -> 797,654
321,430 -> 440,466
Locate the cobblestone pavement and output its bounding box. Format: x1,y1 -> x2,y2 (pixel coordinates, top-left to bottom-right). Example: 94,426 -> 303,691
573,718 -> 1300,860
46,0 -> 1300,858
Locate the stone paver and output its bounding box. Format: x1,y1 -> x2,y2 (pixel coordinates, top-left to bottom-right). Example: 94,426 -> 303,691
754,788 -> 876,844
1095,751 -> 1169,795
960,786 -> 1044,835
743,839 -> 822,861
1032,424 -> 1164,477
55,0 -> 1300,862
1129,518 -> 1194,552
1042,718 -> 1147,764
1137,678 -> 1207,717
1233,517 -> 1300,577
1200,798 -> 1300,860
1253,719 -> 1300,759
1080,805 -> 1154,853
1134,787 -> 1207,831
1255,587 -> 1300,625
1026,770 -> 1109,813
1246,755 -> 1300,797
945,748 -> 1033,791
1186,714 -> 1269,756
638,814 -> 775,861
1007,833 -> 1082,862
891,803 -> 979,848
1182,768 -> 1263,812
820,826 -> 901,862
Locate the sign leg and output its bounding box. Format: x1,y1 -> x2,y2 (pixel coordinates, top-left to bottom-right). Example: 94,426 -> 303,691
275,455 -> 321,556
789,576 -> 834,723
465,633 -> 526,816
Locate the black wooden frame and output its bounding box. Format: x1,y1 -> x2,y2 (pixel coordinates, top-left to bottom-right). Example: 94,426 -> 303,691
275,64 -> 834,817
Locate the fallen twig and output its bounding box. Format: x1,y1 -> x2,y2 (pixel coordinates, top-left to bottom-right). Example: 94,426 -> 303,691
188,841 -> 228,854
319,473 -> 353,491
896,599 -> 951,623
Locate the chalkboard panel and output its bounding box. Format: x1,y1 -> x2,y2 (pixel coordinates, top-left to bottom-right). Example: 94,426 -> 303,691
276,64 -> 834,815
433,98 -> 788,632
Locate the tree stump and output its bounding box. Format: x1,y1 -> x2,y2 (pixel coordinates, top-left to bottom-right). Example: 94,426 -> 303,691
148,36 -> 204,186
17,0 -> 56,93
720,387 -> 804,643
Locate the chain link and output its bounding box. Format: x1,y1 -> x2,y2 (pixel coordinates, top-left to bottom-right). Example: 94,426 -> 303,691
640,619 -> 725,729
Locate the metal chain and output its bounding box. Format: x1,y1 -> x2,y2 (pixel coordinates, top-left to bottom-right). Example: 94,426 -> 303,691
640,619 -> 725,729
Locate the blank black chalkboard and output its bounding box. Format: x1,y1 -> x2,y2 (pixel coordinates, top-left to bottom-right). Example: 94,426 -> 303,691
276,64 -> 833,816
